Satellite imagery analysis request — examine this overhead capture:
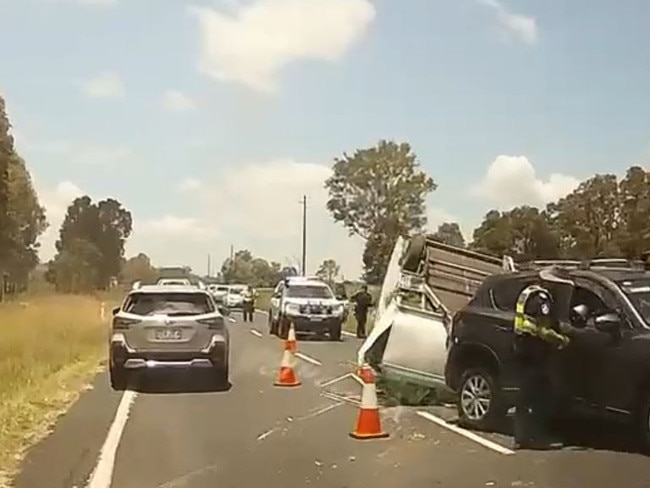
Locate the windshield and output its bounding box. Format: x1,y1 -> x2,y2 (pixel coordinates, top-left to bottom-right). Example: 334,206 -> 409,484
617,278 -> 650,322
124,292 -> 214,316
285,285 -> 333,299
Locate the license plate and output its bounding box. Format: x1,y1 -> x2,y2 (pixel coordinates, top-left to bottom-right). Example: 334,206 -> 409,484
310,316 -> 323,321
154,328 -> 183,341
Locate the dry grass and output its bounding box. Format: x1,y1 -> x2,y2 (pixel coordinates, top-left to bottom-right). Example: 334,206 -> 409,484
0,295 -> 110,486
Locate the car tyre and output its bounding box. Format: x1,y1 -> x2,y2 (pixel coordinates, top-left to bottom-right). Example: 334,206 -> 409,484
109,363 -> 128,391
213,365 -> 229,387
279,318 -> 290,340
457,367 -> 506,431
329,323 -> 342,341
269,312 -> 278,335
401,234 -> 427,273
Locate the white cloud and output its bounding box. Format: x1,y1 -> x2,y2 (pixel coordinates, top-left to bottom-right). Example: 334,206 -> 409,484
478,0 -> 538,45
470,155 -> 581,209
177,177 -> 202,192
34,178 -> 85,261
162,90 -> 197,111
79,71 -> 125,98
27,140 -> 135,166
189,0 -> 376,92
139,216 -> 216,240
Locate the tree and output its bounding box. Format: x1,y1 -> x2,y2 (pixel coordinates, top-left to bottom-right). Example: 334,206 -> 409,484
617,166 -> 650,258
48,196 -> 132,291
548,174 -> 621,258
316,259 -> 340,283
325,140 -> 436,282
0,96 -> 47,292
471,206 -> 559,260
47,238 -> 102,293
432,222 -> 465,247
219,250 -> 282,286
0,96 -> 13,271
120,253 -> 158,284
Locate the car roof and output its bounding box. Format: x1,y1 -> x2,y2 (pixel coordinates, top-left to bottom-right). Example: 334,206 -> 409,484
130,285 -> 208,294
482,267 -> 649,287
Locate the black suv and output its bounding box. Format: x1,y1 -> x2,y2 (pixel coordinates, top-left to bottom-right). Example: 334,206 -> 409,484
444,260 -> 650,449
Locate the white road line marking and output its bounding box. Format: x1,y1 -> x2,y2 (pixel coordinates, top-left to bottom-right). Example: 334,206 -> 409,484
228,317 -> 236,323
295,352 -> 322,366
416,411 -> 514,456
87,389 -> 138,488
319,373 -> 351,388
250,329 -> 263,338
341,331 -> 356,337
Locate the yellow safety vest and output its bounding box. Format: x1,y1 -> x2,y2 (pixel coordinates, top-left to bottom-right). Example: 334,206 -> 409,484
514,285 -> 569,348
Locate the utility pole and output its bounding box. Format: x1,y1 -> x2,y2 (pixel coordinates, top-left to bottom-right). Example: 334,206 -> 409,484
301,195 -> 307,276
207,254 -> 211,278
228,244 -> 234,284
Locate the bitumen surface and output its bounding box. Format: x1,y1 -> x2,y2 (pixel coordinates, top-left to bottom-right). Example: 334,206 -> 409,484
13,311 -> 650,488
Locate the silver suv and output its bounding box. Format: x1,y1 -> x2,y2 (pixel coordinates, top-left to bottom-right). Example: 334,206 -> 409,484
109,284 -> 230,390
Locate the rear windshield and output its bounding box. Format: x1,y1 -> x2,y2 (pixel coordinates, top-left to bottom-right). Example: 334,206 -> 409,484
216,286 -> 229,291
124,292 -> 214,316
229,288 -> 243,295
285,285 -> 333,299
159,280 -> 189,286
617,278 -> 650,323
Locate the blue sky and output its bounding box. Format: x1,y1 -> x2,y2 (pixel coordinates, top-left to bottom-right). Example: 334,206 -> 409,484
1,0 -> 649,279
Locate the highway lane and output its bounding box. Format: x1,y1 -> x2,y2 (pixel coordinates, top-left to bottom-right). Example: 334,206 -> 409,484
13,312 -> 650,488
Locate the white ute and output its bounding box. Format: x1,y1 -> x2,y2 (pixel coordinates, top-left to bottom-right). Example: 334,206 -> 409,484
358,234 -> 515,401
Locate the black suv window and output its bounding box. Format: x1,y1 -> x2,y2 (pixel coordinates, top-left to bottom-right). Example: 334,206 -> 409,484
491,277 -> 536,311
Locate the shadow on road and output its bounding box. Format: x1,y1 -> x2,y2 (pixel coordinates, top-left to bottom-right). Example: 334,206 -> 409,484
126,371 -> 233,395
474,413 -> 644,455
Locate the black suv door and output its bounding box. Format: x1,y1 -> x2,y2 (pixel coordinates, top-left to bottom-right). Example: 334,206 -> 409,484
567,280 -> 635,412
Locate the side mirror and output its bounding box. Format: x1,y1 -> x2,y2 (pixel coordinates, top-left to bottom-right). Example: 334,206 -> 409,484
218,306 -> 230,316
594,312 -> 621,334
112,307 -> 120,316
336,294 -> 347,301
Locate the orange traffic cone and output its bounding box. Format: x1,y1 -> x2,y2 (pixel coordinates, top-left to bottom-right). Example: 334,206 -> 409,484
350,364 -> 389,440
285,321 -> 297,353
274,323 -> 301,387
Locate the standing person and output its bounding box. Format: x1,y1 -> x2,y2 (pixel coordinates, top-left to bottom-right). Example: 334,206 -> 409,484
512,267 -> 573,450
351,284 -> 373,339
242,286 -> 257,323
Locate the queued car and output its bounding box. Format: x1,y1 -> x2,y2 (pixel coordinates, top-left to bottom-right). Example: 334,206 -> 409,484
268,276 -> 346,341
108,283 -> 230,390
209,284 -> 230,305
226,284 -> 247,309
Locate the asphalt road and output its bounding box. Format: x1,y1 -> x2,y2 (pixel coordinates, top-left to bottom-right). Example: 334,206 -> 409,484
13,311 -> 650,488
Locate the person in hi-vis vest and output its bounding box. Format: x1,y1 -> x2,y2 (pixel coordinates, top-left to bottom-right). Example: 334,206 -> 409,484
512,267 -> 575,450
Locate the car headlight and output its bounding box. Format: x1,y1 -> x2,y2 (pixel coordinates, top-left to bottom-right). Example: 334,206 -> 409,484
285,303 -> 301,315
332,304 -> 345,316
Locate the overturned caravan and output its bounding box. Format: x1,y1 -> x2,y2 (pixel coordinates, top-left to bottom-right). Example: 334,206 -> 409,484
357,235 -> 515,398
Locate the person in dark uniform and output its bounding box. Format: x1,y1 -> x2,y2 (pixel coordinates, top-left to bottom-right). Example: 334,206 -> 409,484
351,284 -> 373,339
513,267 -> 573,450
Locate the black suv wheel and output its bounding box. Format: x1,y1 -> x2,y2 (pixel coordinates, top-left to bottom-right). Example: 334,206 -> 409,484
329,322 -> 342,341
457,367 -> 506,430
